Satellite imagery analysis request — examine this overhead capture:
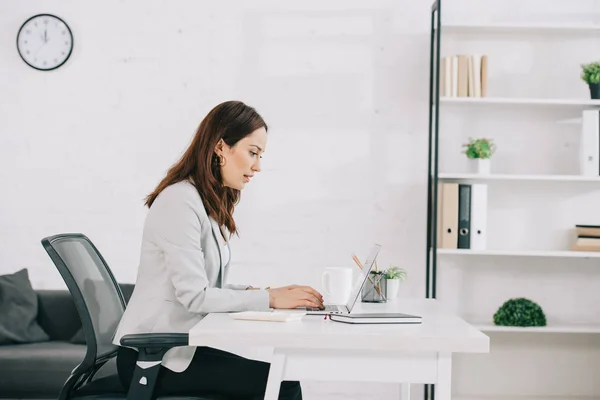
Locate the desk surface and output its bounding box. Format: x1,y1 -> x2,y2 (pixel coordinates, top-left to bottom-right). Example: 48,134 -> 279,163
189,298 -> 490,354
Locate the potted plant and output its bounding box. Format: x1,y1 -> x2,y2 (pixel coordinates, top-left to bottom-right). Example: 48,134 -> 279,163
384,266 -> 407,300
581,61 -> 600,99
493,297 -> 547,327
462,137 -> 496,174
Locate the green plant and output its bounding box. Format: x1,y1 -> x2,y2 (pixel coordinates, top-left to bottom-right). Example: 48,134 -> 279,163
493,298 -> 547,327
384,266 -> 407,280
581,61 -> 600,85
462,137 -> 496,159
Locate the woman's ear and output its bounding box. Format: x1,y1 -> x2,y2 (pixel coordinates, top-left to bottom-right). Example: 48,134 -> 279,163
214,139 -> 225,156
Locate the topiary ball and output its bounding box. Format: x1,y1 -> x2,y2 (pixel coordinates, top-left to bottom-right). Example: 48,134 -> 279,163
493,298 -> 547,327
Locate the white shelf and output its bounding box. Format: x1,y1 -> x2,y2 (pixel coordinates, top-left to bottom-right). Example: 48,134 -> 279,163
439,97 -> 600,107
440,22 -> 600,34
456,396 -> 600,400
472,322 -> 600,334
438,173 -> 600,183
437,249 -> 600,258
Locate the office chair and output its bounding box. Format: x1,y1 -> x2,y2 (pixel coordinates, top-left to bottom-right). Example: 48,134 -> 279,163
41,233 -> 225,400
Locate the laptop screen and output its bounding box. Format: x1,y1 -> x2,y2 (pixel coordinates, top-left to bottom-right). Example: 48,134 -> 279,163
345,243 -> 382,312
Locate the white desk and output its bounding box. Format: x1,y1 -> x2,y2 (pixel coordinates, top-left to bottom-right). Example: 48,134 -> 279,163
189,298 -> 489,400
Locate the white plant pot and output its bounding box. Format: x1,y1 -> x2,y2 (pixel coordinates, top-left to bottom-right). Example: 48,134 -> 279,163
470,158 -> 490,175
386,279 -> 401,300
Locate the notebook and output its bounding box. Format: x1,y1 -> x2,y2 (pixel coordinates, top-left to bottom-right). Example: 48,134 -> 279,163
229,311 -> 306,322
328,312 -> 422,324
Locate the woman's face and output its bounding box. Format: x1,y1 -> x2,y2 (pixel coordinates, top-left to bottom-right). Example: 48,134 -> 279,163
217,127 -> 267,190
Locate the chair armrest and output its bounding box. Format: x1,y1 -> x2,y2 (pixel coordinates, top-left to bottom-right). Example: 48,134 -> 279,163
120,333 -> 188,349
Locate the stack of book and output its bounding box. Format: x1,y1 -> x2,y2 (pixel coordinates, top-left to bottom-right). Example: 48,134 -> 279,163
572,225 -> 600,252
439,54 -> 488,98
436,182 -> 488,250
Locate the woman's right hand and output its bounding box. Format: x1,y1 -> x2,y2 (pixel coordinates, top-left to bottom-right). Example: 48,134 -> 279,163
268,285 -> 324,309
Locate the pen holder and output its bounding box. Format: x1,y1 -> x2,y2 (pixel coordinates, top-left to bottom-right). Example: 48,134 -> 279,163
361,271 -> 387,303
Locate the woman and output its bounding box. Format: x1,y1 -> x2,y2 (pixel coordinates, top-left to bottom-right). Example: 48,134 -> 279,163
113,100 -> 324,399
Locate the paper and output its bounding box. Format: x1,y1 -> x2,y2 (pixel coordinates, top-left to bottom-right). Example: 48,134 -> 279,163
229,311 -> 306,322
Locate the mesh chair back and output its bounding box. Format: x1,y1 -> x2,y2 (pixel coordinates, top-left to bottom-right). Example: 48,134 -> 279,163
41,233 -> 126,363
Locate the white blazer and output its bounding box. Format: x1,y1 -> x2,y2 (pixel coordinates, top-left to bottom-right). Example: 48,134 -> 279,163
112,180 -> 270,372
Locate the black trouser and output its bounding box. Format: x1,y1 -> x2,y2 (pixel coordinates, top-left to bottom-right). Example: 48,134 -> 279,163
117,346 -> 302,399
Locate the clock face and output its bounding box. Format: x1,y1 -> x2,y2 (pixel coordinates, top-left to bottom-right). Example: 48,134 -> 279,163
16,14 -> 73,71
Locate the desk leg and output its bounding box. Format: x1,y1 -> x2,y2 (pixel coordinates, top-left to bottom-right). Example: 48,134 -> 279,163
264,352 -> 286,400
435,352 -> 452,400
399,383 -> 410,400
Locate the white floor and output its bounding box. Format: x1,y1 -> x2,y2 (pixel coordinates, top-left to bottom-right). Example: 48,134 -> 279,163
303,382 -> 402,400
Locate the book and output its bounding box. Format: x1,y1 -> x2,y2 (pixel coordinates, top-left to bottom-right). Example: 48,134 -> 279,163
571,235 -> 600,252
440,53 -> 487,98
229,311 -> 306,322
328,313 -> 422,325
575,224 -> 600,237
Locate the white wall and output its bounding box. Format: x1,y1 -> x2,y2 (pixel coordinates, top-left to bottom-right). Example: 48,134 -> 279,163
0,0 -> 430,293
2,0 -> 600,399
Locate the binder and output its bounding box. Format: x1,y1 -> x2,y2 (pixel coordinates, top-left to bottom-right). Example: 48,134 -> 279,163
436,183 -> 444,246
580,110 -> 600,176
457,184 -> 471,249
470,184 -> 488,250
439,183 -> 459,249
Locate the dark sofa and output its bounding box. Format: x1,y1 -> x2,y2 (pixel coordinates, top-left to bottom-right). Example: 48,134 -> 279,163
0,283 -> 134,399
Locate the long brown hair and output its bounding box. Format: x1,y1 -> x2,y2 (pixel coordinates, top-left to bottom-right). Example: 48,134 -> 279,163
144,100 -> 267,236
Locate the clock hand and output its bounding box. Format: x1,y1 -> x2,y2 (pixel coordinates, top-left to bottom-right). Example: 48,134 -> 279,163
34,41 -> 46,56
44,29 -> 47,43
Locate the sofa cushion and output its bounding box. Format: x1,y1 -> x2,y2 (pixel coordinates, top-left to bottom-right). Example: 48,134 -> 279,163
37,282 -> 135,343
0,269 -> 49,345
0,341 -> 88,398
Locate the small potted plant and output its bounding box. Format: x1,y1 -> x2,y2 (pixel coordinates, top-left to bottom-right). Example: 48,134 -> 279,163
462,137 -> 496,174
384,266 -> 407,300
581,61 -> 600,100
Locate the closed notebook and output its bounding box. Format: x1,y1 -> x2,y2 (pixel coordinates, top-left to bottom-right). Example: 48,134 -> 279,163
329,313 -> 422,324
229,311 -> 305,322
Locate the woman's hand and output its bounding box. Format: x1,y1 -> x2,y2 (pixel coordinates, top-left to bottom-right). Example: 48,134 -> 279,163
267,285 -> 324,310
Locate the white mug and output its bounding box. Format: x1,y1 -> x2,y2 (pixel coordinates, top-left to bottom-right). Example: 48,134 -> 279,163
322,267 -> 353,304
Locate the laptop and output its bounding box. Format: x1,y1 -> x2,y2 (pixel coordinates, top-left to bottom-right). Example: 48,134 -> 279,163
303,243 -> 381,315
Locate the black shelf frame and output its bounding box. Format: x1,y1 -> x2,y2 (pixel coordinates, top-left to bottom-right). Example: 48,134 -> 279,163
426,0 -> 442,300
425,0 -> 442,399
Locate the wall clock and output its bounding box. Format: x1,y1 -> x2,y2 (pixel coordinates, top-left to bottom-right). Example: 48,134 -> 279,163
16,14 -> 73,71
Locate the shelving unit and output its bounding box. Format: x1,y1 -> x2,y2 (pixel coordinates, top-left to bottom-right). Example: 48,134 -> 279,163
439,22 -> 600,35
439,173 -> 600,183
437,249 -> 600,258
473,322 -> 600,334
426,1 -> 600,399
439,96 -> 600,107
426,0 -> 600,314
455,397 -> 600,400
